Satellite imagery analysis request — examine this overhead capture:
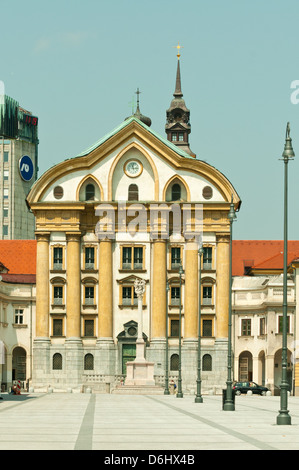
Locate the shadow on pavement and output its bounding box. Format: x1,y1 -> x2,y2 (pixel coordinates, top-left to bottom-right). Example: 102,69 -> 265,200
0,394 -> 39,402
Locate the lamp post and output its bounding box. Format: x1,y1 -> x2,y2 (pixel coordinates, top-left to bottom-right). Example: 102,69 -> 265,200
177,262 -> 184,398
164,280 -> 170,395
223,195 -> 236,411
277,122 -> 294,426
195,246 -> 204,403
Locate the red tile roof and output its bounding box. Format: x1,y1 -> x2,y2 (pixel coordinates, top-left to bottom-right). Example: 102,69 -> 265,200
0,240 -> 36,275
232,241 -> 299,275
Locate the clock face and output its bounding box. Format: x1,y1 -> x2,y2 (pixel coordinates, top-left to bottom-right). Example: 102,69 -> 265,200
125,160 -> 142,177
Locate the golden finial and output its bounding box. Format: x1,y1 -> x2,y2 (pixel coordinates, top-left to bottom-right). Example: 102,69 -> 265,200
174,42 -> 183,60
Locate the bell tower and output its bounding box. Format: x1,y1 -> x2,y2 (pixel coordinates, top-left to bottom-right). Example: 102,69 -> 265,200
165,44 -> 195,157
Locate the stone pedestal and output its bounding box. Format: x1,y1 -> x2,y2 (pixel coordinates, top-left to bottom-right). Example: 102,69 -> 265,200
125,339 -> 155,386
124,279 -> 155,387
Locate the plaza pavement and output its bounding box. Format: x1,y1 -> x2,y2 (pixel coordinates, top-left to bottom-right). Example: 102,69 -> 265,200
0,391 -> 298,451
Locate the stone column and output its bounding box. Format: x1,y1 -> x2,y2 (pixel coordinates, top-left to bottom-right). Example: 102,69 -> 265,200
98,239 -> 113,341
66,233 -> 81,340
266,354 -> 275,394
96,238 -> 115,379
33,232 -> 51,388
64,233 -> 82,389
35,232 -> 50,338
216,233 -> 230,339
184,241 -> 198,341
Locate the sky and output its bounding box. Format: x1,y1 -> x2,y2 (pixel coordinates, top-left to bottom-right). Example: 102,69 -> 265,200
1,0 -> 299,241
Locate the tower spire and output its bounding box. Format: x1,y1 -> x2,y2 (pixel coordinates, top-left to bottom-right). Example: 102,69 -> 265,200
174,42 -> 183,98
165,43 -> 195,157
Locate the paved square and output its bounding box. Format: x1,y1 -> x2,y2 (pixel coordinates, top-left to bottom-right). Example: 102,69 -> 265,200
0,392 -> 298,451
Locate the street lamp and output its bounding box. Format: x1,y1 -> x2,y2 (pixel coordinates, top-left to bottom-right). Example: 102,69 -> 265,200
177,261 -> 184,398
164,280 -> 170,395
277,122 -> 294,426
223,195 -> 236,411
195,246 -> 204,403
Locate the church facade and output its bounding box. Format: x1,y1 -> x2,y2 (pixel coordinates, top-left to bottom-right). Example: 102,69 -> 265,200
27,57 -> 241,393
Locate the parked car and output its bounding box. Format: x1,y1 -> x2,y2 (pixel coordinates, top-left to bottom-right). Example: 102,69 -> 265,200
233,381 -> 269,396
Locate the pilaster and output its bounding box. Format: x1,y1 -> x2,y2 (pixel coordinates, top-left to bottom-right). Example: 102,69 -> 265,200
216,233 -> 230,339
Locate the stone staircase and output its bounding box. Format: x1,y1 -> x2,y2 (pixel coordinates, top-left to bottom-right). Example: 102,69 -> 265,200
111,384 -> 165,395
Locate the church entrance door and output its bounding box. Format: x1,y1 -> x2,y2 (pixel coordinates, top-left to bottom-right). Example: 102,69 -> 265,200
122,344 -> 136,375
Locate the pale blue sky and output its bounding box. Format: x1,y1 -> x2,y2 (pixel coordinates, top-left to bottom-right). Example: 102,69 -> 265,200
1,0 -> 299,240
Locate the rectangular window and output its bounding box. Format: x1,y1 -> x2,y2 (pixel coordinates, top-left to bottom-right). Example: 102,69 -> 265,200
170,319 -> 179,337
85,286 -> 94,305
53,247 -> 63,270
3,189 -> 8,199
260,317 -> 266,336
171,286 -> 180,306
53,319 -> 63,336
3,152 -> 9,162
178,132 -> 184,141
203,247 -> 212,269
122,247 -> 132,269
203,286 -> 212,305
133,247 -> 143,270
84,319 -> 94,337
122,286 -> 138,306
14,309 -> 24,325
122,286 -> 132,305
122,246 -> 143,270
171,134 -> 177,142
3,225 -> 8,236
3,170 -> 9,180
241,319 -> 251,336
54,286 -> 63,305
85,247 -> 95,269
202,319 -> 213,337
278,315 -> 290,334
3,209 -> 8,218
171,247 -> 181,269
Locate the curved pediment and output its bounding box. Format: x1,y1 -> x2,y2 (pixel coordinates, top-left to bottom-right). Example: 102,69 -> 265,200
27,117 -> 241,209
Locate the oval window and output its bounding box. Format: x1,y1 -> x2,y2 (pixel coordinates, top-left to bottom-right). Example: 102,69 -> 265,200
53,186 -> 64,199
202,186 -> 213,200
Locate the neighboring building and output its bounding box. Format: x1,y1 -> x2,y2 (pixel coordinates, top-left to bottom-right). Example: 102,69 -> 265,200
0,94 -> 38,239
0,240 -> 36,391
232,241 -> 299,396
26,55 -> 241,393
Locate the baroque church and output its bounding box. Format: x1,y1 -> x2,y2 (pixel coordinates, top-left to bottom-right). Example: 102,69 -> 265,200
26,52 -> 241,393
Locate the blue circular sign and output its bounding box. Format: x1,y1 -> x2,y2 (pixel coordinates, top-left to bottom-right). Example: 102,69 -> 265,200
19,155 -> 34,182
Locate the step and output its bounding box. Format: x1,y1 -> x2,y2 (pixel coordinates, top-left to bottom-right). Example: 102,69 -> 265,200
111,385 -> 165,395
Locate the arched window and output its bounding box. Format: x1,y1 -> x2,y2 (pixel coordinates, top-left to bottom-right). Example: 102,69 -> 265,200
85,183 -> 95,201
84,353 -> 94,371
202,354 -> 212,371
171,183 -> 181,201
53,353 -> 62,370
170,354 -> 179,371
128,184 -> 139,201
